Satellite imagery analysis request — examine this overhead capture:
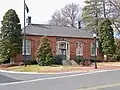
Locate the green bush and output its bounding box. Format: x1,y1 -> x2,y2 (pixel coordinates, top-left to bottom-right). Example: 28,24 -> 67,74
0,59 -> 4,64
0,55 -> 8,64
75,56 -> 84,65
90,57 -> 95,62
36,36 -> 53,66
53,55 -> 62,65
111,54 -> 120,61
0,64 -> 18,68
27,59 -> 38,65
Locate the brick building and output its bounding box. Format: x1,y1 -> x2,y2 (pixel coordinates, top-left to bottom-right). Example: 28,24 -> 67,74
15,24 -> 104,63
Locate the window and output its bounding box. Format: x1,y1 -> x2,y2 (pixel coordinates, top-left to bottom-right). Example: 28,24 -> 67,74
96,40 -> 99,48
22,40 -> 31,55
56,41 -> 66,55
76,42 -> 83,56
91,42 -> 97,56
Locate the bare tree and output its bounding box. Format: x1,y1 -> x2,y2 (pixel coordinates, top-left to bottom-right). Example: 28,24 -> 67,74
109,0 -> 120,12
108,0 -> 120,32
49,10 -> 70,26
49,3 -> 80,27
61,3 -> 79,27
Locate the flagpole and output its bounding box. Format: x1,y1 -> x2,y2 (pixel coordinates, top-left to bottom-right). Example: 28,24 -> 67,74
24,0 -> 27,67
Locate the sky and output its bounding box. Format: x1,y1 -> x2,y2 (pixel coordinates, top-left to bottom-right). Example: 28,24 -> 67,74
0,0 -> 85,27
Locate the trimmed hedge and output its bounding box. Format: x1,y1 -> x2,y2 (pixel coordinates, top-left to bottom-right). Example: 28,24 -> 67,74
0,64 -> 18,68
53,55 -> 63,65
27,59 -> 38,65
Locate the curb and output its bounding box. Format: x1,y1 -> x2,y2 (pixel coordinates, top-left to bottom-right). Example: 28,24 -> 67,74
0,70 -> 88,75
0,69 -> 120,86
1,68 -> 120,75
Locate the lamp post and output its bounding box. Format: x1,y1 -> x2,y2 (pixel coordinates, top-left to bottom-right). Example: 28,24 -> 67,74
93,33 -> 97,69
24,0 -> 27,67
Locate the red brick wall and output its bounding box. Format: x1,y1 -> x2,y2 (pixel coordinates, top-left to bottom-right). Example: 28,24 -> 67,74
15,35 -> 104,63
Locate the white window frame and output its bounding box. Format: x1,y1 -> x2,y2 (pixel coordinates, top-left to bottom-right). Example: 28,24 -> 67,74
91,42 -> 97,56
56,41 -> 68,55
76,42 -> 83,56
96,40 -> 99,48
22,39 -> 31,55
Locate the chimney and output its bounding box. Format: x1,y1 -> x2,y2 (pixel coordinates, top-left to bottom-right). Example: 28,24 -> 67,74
78,21 -> 81,29
27,16 -> 31,25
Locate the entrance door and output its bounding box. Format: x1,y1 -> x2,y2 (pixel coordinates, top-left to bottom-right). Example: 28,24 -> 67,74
56,41 -> 70,60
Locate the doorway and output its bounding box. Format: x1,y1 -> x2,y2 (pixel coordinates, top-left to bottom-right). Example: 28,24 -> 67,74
56,41 -> 70,60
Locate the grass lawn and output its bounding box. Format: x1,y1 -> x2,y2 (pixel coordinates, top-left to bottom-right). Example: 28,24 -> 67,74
2,62 -> 120,73
98,62 -> 120,66
4,65 -> 84,73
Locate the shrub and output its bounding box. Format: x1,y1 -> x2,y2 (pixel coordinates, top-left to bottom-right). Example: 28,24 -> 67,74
2,59 -> 10,64
27,59 -> 38,65
0,63 -> 18,68
90,59 -> 95,62
82,59 -> 92,66
0,59 -> 5,64
0,55 -> 10,64
36,36 -> 53,66
53,55 -> 62,65
75,56 -> 83,65
111,54 -> 120,61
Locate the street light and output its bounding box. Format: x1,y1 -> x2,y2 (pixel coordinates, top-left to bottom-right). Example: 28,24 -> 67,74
93,33 -> 97,69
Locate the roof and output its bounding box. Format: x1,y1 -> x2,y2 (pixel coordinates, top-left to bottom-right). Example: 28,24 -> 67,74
22,24 -> 95,38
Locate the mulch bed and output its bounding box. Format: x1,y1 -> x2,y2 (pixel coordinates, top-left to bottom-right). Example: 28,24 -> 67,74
0,64 -> 18,69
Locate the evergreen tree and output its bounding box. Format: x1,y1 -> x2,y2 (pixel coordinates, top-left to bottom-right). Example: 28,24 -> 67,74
112,38 -> 120,61
36,36 -> 53,66
99,18 -> 116,59
82,0 -> 120,33
82,0 -> 103,33
0,9 -> 22,61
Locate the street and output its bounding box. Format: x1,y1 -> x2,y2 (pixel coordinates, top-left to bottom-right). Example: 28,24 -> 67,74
0,70 -> 120,90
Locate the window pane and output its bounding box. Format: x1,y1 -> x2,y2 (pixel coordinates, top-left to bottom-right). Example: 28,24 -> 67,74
22,40 -> 31,55
91,42 -> 96,56
56,41 -> 69,55
76,42 -> 83,56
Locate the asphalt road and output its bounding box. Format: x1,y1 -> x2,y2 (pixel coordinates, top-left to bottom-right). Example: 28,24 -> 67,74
0,71 -> 86,80
0,74 -> 21,83
0,70 -> 120,90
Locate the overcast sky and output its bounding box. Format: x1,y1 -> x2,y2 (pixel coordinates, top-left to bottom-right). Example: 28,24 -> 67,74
0,0 -> 85,27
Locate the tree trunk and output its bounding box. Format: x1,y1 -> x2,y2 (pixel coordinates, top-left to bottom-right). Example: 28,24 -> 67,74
103,0 -> 106,18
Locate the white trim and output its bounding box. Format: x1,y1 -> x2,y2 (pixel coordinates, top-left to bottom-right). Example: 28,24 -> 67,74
96,40 -> 99,48
22,39 -> 31,55
56,41 -> 70,60
76,42 -> 83,56
91,42 -> 97,56
91,48 -> 97,56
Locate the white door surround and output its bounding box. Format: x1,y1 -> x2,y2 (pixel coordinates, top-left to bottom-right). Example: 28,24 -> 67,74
56,41 -> 70,60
